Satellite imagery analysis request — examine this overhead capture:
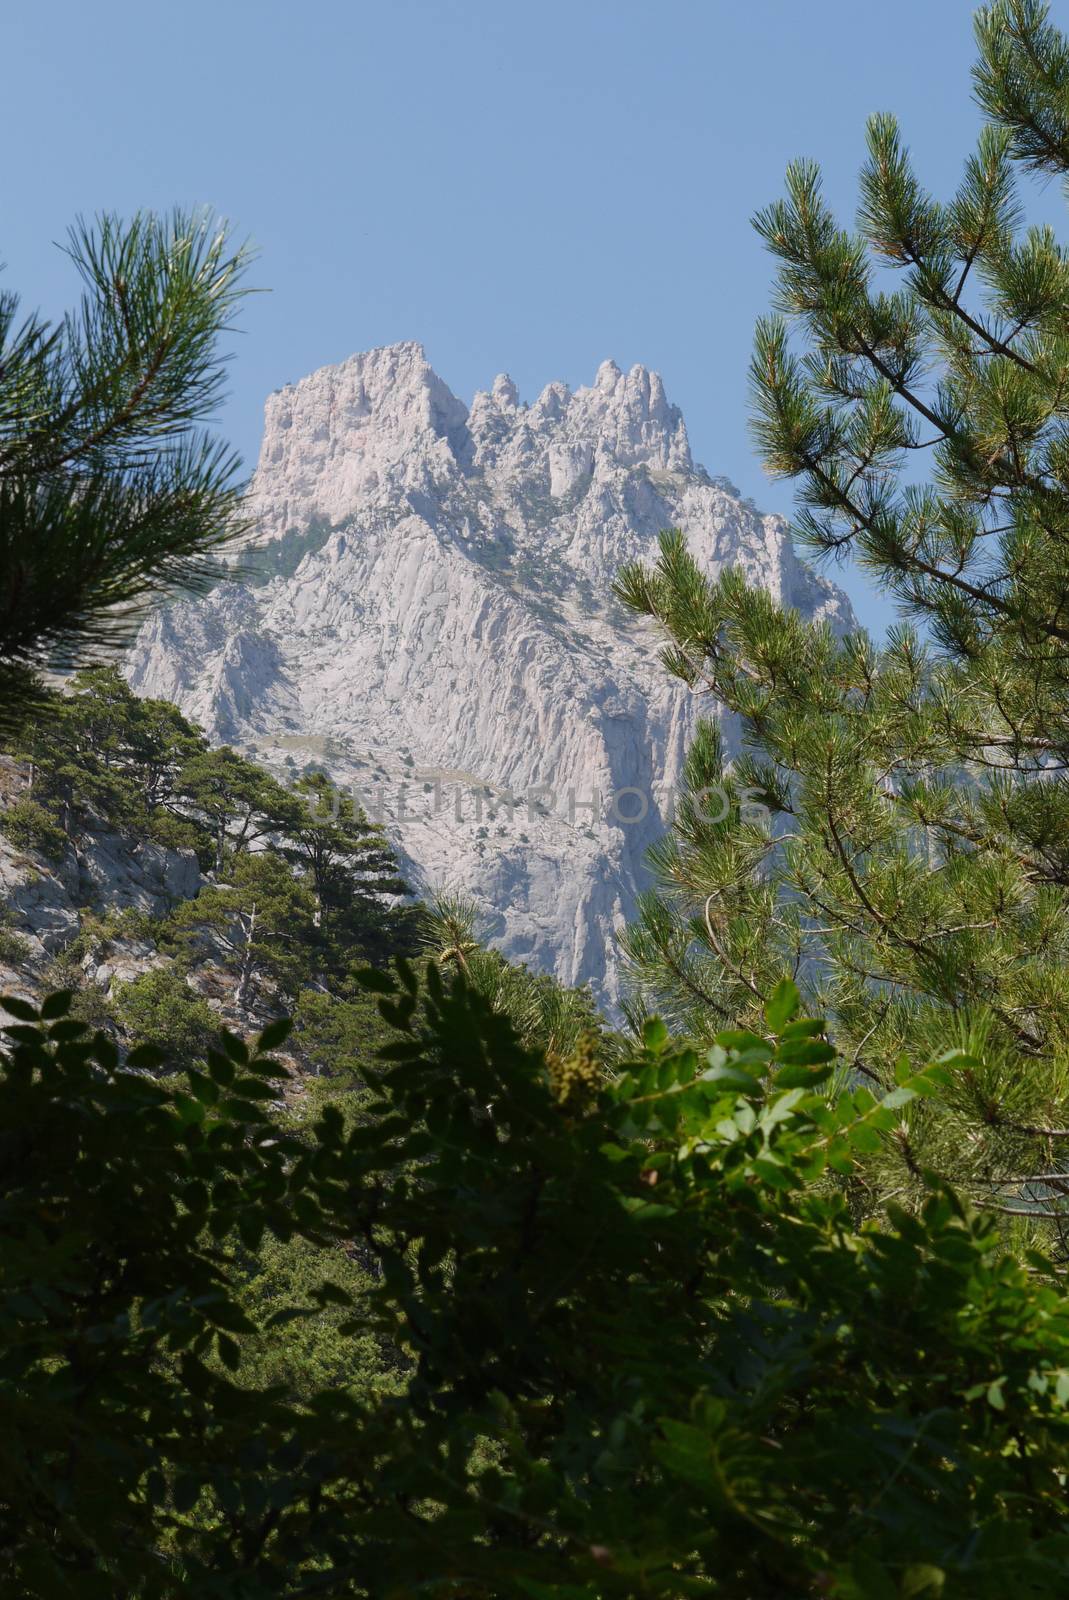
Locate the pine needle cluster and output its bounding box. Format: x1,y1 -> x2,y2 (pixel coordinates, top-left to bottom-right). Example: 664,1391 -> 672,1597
0,211 -> 253,718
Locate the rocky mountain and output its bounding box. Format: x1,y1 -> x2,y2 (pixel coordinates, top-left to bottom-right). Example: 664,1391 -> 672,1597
125,342 -> 854,1008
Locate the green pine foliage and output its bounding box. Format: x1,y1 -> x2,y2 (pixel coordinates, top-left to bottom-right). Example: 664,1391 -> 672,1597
0,211 -> 252,720
16,665 -> 206,840
166,850 -> 320,1014
615,0 -> 1069,1229
0,666 -> 420,998
281,769 -> 419,958
419,889 -> 614,1057
0,797 -> 68,861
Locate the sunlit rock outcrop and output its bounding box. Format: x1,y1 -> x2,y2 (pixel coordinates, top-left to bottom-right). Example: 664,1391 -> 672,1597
127,342 -> 853,1006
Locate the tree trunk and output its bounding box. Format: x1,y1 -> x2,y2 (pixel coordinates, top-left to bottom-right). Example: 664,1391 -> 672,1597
236,901 -> 257,1013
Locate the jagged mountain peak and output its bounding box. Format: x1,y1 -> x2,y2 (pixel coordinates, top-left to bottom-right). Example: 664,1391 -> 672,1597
249,345 -> 699,544
129,343 -> 855,1010
248,342 -> 470,541
470,358 -> 691,478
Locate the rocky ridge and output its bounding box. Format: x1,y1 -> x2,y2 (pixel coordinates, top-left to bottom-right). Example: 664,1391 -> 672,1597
0,756 -> 198,1000
126,342 -> 854,1007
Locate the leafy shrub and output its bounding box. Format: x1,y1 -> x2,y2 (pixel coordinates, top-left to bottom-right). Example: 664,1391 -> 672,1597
0,798 -> 67,861
110,967 -> 221,1064
4,974 -> 1069,1595
0,918 -> 30,965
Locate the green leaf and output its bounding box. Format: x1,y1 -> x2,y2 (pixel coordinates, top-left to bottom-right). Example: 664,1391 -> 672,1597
172,1474 -> 202,1514
49,1019 -> 88,1042
394,956 -> 418,994
730,1045 -> 775,1069
187,1069 -> 219,1105
0,994 -> 38,1021
237,1211 -> 264,1252
751,1156 -> 797,1190
765,978 -> 800,1031
179,1354 -> 212,1398
779,1018 -> 826,1041
701,1063 -> 763,1093
231,1077 -> 280,1101
220,1032 -> 249,1065
774,1039 -> 835,1066
353,967 -> 398,994
264,1306 -> 317,1329
642,1016 -> 669,1053
773,1062 -> 834,1089
902,1566 -> 945,1598
39,990 -> 73,1019
3,1024 -> 45,1044
207,1049 -> 235,1086
173,1093 -> 207,1125
848,1122 -> 883,1154
220,1098 -> 268,1123
216,1332 -> 241,1371
257,1016 -> 292,1051
715,1029 -> 768,1053
127,1043 -> 166,1070
314,1281 -> 354,1307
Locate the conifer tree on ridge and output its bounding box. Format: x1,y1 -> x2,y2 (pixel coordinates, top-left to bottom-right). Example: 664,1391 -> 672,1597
616,0 -> 1069,1228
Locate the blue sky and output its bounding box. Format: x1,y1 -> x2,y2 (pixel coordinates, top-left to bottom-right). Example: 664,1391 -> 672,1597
3,0 -> 1062,633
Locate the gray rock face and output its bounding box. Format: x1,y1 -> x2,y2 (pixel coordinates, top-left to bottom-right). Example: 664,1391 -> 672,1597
126,342 -> 854,1008
0,823 -> 203,961
75,834 -> 203,915
0,838 -> 81,955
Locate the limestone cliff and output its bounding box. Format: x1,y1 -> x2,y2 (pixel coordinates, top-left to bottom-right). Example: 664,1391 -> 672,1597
126,343 -> 853,1006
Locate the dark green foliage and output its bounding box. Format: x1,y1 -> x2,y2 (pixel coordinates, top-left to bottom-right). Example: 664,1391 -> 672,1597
0,796 -> 68,861
224,1232 -> 399,1402
0,994 -> 345,1595
0,668 -> 420,1027
173,743 -> 292,873
0,211 -> 252,720
4,976 -> 1069,1595
420,889 -> 612,1056
0,912 -> 31,967
615,1 -> 1069,1230
280,770 -> 415,960
14,665 -> 206,840
290,984 -> 399,1081
166,850 -> 319,1014
110,966 -> 221,1063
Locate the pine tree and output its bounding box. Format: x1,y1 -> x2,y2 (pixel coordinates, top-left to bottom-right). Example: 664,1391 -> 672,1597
12,667 -> 205,836
166,850 -> 318,1014
174,746 -> 290,872
282,770 -> 410,944
616,0 -> 1069,1230
0,211 -> 253,720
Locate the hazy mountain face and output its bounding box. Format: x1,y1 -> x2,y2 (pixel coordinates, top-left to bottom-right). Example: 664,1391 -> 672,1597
126,342 -> 853,1007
